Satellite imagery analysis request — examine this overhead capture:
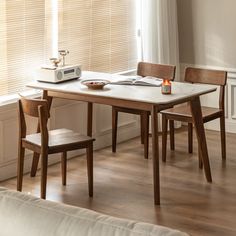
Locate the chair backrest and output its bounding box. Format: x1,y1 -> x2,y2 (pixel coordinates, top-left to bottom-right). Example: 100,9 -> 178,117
185,67 -> 227,85
184,67 -> 228,109
18,97 -> 50,146
137,62 -> 176,81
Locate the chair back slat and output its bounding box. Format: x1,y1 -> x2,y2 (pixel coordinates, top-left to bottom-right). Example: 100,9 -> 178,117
18,100 -> 27,138
137,62 -> 176,80
185,67 -> 227,86
20,97 -> 50,119
38,104 -> 49,147
18,97 -> 50,142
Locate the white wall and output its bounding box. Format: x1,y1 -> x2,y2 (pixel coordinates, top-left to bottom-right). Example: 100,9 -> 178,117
177,0 -> 236,69
177,0 -> 236,133
0,99 -> 140,181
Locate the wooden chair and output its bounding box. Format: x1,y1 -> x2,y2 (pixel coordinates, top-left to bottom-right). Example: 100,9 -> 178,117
112,62 -> 176,159
17,97 -> 95,199
161,67 -> 227,166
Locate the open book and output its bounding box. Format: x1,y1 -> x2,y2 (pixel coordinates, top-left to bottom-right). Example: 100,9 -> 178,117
110,76 -> 163,87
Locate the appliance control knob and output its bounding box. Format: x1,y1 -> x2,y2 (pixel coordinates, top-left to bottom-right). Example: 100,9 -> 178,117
76,67 -> 81,77
57,71 -> 63,80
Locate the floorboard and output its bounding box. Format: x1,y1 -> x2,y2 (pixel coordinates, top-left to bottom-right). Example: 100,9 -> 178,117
1,128 -> 236,236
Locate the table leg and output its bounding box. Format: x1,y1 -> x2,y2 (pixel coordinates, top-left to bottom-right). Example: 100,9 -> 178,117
30,91 -> 53,177
190,96 -> 212,182
87,102 -> 93,137
151,105 -> 160,205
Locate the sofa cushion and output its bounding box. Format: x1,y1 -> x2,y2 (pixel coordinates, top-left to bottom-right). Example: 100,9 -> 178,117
0,188 -> 188,236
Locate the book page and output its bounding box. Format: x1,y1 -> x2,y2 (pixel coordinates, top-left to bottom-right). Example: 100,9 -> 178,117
109,75 -> 162,86
134,76 -> 163,86
109,75 -> 141,85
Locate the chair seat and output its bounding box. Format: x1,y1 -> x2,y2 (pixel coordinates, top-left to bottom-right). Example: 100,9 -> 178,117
23,129 -> 94,154
161,105 -> 223,123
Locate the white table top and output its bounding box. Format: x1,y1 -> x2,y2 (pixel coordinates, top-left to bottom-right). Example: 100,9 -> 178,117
28,71 -> 216,105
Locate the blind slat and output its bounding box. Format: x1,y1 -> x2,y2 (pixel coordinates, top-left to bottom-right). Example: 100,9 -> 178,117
0,0 -> 45,96
58,0 -> 138,73
0,0 -> 138,97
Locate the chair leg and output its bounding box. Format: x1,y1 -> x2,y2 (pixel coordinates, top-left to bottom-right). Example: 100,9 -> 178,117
112,107 -> 118,153
30,153 -> 40,177
169,120 -> 175,150
40,152 -> 48,199
220,116 -> 226,160
17,144 -> 25,191
188,123 -> 193,153
140,114 -> 145,144
61,152 -> 67,186
86,143 -> 93,197
162,115 -> 168,162
198,146 -> 203,169
143,112 -> 149,159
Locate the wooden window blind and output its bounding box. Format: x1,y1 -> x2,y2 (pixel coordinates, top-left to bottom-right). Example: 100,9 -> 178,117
0,0 -> 138,97
58,0 -> 138,73
0,0 -> 46,96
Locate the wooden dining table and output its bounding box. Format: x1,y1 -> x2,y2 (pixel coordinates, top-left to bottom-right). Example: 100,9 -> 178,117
28,71 -> 216,205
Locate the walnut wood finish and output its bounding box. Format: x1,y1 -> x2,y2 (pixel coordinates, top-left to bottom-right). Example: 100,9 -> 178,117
17,97 -> 95,199
151,105 -> 160,204
27,71 -> 217,205
112,62 -> 176,159
87,102 -> 93,136
161,67 -> 227,163
190,97 -> 212,182
30,91 -> 52,177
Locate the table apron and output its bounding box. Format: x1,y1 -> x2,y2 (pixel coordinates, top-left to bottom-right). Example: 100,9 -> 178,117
47,90 -> 201,112
47,90 -> 154,111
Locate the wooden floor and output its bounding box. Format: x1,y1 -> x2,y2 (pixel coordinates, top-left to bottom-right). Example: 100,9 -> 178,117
1,128 -> 236,236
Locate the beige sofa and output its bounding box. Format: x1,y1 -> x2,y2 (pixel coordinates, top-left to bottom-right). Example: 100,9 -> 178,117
0,188 -> 188,236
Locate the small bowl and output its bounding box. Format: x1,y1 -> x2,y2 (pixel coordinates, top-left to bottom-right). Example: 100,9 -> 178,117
81,79 -> 109,90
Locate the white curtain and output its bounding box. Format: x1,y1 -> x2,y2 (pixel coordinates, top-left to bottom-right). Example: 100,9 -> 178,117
140,0 -> 179,78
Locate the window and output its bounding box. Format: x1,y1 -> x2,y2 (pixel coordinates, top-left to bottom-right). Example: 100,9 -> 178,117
58,0 -> 138,73
0,0 -> 138,97
0,0 -> 46,97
